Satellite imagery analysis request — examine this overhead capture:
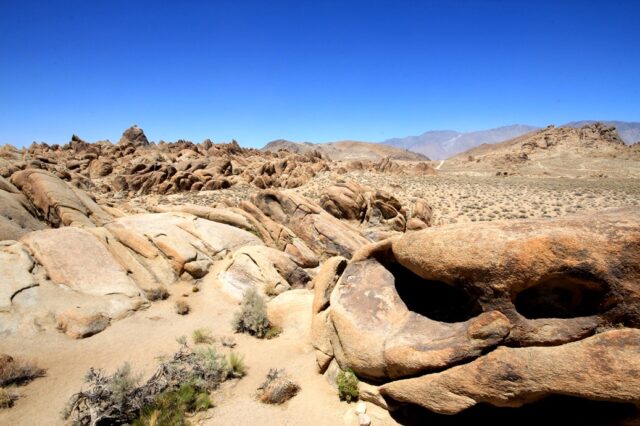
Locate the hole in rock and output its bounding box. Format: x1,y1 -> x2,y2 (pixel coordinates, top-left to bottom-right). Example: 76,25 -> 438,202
388,262 -> 482,323
389,395 -> 639,426
514,273 -> 607,319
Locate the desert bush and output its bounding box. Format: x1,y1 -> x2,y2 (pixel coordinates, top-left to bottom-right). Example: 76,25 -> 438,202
264,326 -> 282,340
228,352 -> 246,378
0,355 -> 46,387
144,286 -> 169,301
336,368 -> 359,402
256,368 -> 300,404
63,345 -> 243,425
110,363 -> 141,406
0,388 -> 17,409
133,383 -> 211,426
175,300 -> 190,315
192,328 -> 214,344
231,288 -> 271,338
194,347 -> 232,386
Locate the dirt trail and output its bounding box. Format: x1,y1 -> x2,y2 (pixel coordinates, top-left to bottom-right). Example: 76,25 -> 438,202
0,269 -> 396,425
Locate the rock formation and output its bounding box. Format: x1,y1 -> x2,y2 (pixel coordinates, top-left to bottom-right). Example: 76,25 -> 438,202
311,208 -> 640,413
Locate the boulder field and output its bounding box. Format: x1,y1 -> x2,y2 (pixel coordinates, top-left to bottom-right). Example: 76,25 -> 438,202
1,130 -> 639,420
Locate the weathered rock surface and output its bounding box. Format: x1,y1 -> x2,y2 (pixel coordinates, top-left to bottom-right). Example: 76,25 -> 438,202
218,246 -> 310,300
380,329 -> 640,414
0,189 -> 47,240
267,289 -> 313,338
22,227 -> 140,297
247,190 -> 370,260
311,208 -> 640,413
10,169 -> 111,228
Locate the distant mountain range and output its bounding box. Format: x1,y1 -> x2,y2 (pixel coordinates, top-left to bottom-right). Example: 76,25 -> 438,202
262,139 -> 428,161
381,121 -> 640,160
381,125 -> 539,160
262,121 -> 639,161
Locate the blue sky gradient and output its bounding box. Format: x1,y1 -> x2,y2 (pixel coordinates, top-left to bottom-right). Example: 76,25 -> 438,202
1,0 -> 638,147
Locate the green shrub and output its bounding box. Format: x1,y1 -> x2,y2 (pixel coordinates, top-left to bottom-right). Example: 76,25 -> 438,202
192,328 -> 214,345
195,347 -> 231,385
231,288 -> 271,338
228,352 -> 246,378
264,326 -> 282,340
336,368 -> 359,402
133,383 -> 211,426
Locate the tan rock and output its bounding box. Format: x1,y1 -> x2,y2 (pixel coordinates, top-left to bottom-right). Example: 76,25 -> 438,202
21,227 -> 140,297
380,329 -> 640,414
267,289 -> 313,338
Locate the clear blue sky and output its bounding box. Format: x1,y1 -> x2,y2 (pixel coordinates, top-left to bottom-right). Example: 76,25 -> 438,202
1,0 -> 638,148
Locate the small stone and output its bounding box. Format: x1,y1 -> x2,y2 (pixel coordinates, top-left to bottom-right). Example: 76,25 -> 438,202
355,402 -> 367,415
358,413 -> 371,426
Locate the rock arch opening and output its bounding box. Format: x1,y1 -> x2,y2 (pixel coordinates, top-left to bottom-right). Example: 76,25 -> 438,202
514,273 -> 608,319
387,261 -> 482,323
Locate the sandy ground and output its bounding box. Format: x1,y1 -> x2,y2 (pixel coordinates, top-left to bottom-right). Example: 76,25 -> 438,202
0,268 -> 395,425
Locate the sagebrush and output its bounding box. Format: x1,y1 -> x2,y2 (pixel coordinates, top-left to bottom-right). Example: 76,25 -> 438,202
231,288 -> 272,338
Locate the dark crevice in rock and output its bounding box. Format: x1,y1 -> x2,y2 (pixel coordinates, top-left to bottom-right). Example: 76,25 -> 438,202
388,262 -> 482,323
514,273 -> 608,319
388,394 -> 640,426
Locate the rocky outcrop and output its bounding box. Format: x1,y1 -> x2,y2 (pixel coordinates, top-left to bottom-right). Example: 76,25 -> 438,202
118,125 -> 149,147
246,190 -> 370,260
311,208 -> 640,413
319,181 -> 433,232
217,246 -> 311,300
10,169 -> 112,228
0,171 -> 280,338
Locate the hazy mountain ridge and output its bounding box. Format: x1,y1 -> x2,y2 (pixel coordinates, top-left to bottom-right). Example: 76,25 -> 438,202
262,139 -> 429,161
382,125 -> 541,160
381,121 -> 640,160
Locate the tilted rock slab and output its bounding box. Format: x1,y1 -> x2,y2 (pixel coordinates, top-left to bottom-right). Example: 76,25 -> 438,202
380,329 -> 640,414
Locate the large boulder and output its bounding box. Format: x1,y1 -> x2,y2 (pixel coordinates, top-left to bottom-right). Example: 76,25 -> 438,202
311,208 -> 640,413
0,236 -> 145,339
319,181 -> 431,232
107,212 -> 262,281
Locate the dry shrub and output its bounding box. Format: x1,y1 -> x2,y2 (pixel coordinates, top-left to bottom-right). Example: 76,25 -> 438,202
175,300 -> 190,315
257,369 -> 300,404
0,354 -> 46,387
63,344 -> 243,425
231,288 -> 271,338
